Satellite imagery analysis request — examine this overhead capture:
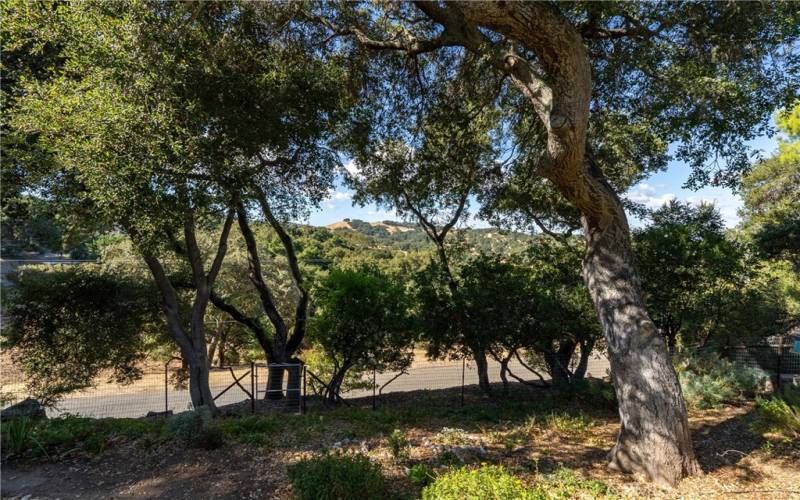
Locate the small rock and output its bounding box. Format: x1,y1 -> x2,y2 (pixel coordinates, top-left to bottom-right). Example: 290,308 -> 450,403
1,399 -> 46,420
450,445 -> 487,463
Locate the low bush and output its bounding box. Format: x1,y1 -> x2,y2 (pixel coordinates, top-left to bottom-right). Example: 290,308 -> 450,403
166,407 -> 223,449
537,412 -> 594,435
567,378 -> 617,409
435,427 -> 471,445
287,452 -> 387,500
388,428 -> 408,460
421,465 -> 531,499
1,416 -> 163,459
531,467 -> 614,498
675,351 -> 770,409
752,385 -> 800,439
421,465 -> 615,499
1,417 -> 43,457
213,415 -> 281,445
408,463 -> 435,486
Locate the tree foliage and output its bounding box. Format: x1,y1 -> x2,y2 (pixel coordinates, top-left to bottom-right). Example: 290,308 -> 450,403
635,201 -> 788,347
308,267 -> 415,401
2,265 -> 162,405
740,102 -> 800,269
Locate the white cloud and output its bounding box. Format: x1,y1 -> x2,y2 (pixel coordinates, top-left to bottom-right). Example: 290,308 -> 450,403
684,193 -> 741,227
626,182 -> 743,228
324,189 -> 352,204
626,184 -> 677,210
342,160 -> 361,178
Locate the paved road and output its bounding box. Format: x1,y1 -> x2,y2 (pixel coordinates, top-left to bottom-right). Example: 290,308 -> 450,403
7,356 -> 610,418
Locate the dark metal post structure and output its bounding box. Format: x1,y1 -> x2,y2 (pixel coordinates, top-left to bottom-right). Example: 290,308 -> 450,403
250,361 -> 256,414
164,361 -> 169,414
301,365 -> 307,415
372,368 -> 377,410
254,364 -> 259,400
461,359 -> 466,407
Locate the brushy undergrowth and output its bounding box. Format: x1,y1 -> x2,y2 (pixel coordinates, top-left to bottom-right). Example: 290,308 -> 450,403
1,415 -> 163,459
388,428 -> 408,460
675,351 -> 770,409
213,414 -> 282,445
166,407 -> 223,449
287,452 -> 388,500
752,385 -> 800,439
408,463 -> 435,486
421,465 -> 615,499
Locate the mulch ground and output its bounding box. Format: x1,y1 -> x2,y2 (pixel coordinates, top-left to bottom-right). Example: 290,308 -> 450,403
2,402 -> 798,499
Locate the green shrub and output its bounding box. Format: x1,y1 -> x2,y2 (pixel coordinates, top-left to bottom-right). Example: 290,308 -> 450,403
437,449 -> 463,467
538,412 -> 593,435
531,467 -> 614,498
752,386 -> 800,438
676,352 -> 770,409
166,407 -> 222,449
421,465 -> 532,499
571,378 -> 617,409
408,463 -> 435,486
388,428 -> 408,460
421,465 -> 615,500
287,452 -> 387,500
213,415 -> 281,445
1,417 -> 41,457
1,416 -> 163,459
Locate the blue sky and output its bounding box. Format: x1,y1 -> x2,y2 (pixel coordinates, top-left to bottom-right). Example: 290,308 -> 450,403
307,134 -> 780,230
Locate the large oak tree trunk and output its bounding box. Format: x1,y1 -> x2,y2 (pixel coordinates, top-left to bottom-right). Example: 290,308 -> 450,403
542,340 -> 576,386
471,347 -> 491,395
572,340 -> 594,381
266,365 -> 285,400
285,360 -> 302,406
583,210 -> 701,485
186,348 -> 215,410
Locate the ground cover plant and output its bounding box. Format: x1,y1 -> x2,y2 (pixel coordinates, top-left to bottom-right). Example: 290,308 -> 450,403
2,386 -> 799,499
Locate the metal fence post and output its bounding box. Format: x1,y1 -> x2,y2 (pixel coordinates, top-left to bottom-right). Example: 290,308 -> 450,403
461,359 -> 465,407
164,361 -> 169,414
250,361 -> 255,414
301,365 -> 307,415
372,368 -> 377,410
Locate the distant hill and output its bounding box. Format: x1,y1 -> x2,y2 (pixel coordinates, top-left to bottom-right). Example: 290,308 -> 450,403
322,218 -> 535,254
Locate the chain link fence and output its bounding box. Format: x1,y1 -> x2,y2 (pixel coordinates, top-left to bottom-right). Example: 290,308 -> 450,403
721,339 -> 800,389
3,341 -> 797,419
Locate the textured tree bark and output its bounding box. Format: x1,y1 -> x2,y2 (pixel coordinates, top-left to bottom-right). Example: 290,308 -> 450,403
285,361 -> 302,405
471,347 -> 492,395
186,347 -> 214,410
217,328 -> 227,368
582,205 -> 701,485
266,366 -> 285,401
326,361 -> 352,403
572,340 -> 594,381
499,358 -> 509,394
453,2 -> 700,484
342,0 -> 700,483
